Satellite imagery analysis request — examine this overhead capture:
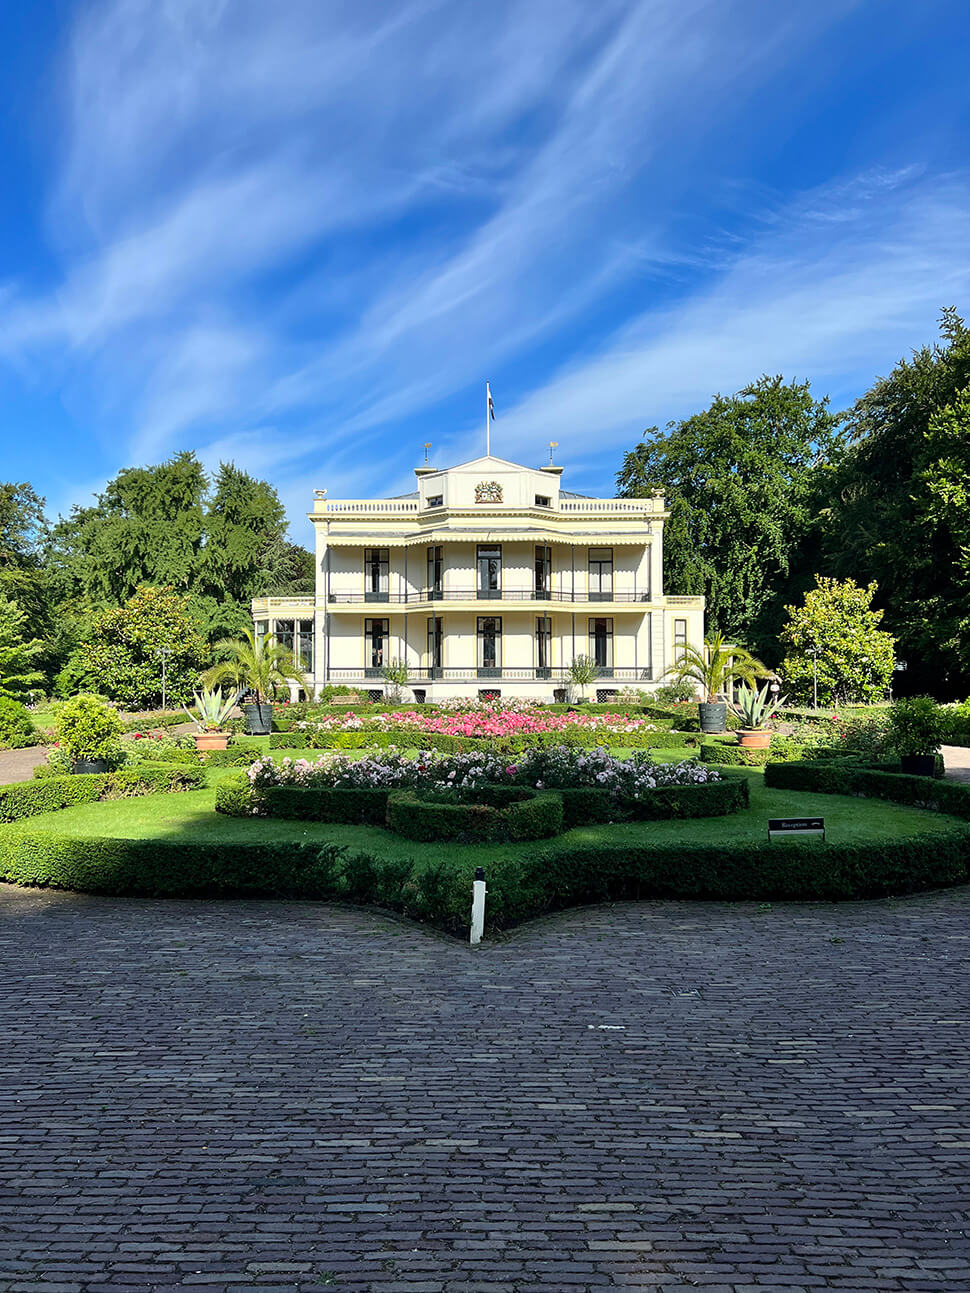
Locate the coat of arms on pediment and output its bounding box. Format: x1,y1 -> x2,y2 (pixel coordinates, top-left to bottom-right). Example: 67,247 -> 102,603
475,480 -> 503,503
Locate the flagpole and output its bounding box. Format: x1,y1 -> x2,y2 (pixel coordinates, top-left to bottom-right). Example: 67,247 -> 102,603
486,382 -> 490,456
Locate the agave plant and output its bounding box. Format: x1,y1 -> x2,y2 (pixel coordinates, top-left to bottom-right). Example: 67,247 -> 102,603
662,633 -> 767,703
185,687 -> 238,732
732,682 -> 783,730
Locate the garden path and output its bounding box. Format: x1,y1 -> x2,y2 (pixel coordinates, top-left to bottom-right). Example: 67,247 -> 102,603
2,885 -> 969,1290
942,744 -> 970,784
0,744 -> 48,784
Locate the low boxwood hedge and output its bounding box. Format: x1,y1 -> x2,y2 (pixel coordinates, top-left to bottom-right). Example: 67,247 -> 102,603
269,728 -> 694,754
764,760 -> 970,818
2,828 -> 967,937
0,766 -> 207,823
385,787 -> 563,843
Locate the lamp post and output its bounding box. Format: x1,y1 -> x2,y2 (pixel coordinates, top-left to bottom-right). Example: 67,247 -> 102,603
806,647 -> 820,711
157,646 -> 171,713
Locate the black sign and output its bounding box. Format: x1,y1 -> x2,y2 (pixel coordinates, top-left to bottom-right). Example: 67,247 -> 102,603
768,817 -> 825,833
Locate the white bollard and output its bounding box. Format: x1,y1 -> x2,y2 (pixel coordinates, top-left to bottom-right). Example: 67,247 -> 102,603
470,866 -> 487,945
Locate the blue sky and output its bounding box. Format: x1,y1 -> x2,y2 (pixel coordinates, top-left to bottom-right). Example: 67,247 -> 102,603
1,0 -> 969,544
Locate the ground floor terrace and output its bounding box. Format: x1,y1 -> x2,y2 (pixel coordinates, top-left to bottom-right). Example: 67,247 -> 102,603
3,885 -> 969,1290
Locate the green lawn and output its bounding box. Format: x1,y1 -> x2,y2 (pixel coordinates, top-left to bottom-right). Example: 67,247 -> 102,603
4,763 -> 962,871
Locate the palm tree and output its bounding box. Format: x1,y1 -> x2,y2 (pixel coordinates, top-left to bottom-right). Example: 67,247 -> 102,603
204,629 -> 305,706
662,633 -> 767,703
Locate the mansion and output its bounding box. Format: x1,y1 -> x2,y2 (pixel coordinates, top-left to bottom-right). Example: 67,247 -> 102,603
252,454 -> 704,702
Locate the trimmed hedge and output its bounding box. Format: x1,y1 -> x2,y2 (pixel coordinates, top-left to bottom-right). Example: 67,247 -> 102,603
2,829 -> 967,936
385,788 -> 563,843
269,728 -> 695,754
0,767 -> 207,823
764,760 -> 970,819
220,773 -> 748,833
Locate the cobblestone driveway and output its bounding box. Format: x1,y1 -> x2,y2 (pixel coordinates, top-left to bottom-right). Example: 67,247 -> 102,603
1,886 -> 969,1292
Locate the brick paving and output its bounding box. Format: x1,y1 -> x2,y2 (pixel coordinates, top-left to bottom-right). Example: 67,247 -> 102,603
942,745 -> 970,785
1,886 -> 969,1291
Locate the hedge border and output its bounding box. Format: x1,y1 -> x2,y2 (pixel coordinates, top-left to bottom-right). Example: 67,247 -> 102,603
0,767 -> 207,824
268,729 -> 695,754
217,775 -> 748,832
763,760 -> 970,819
385,788 -> 563,843
1,829 -> 967,937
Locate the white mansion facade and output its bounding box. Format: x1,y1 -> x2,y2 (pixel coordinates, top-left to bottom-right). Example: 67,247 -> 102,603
252,454 -> 704,702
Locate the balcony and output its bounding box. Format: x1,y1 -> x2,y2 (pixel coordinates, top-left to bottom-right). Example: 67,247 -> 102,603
326,666 -> 653,684
327,587 -> 652,605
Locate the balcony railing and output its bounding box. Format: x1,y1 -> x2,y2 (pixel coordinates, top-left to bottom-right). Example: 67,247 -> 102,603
326,667 -> 653,683
328,587 -> 652,605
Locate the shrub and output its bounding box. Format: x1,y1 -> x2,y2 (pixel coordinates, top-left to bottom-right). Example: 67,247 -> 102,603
887,696 -> 946,757
0,767 -> 206,823
55,694 -> 124,764
653,681 -> 697,705
0,696 -> 38,749
699,735 -> 811,767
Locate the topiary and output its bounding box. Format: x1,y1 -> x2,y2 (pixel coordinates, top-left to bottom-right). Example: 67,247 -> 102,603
0,696 -> 38,749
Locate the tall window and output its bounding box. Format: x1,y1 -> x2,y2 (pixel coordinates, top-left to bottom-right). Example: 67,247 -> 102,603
296,620 -> 314,673
365,618 -> 389,674
674,617 -> 688,661
534,545 -> 552,599
364,548 -> 389,601
274,619 -> 294,653
589,617 -> 613,672
426,545 -> 443,598
426,616 -> 442,674
477,616 -> 502,675
255,620 -> 269,650
535,616 -> 552,678
477,544 -> 502,599
588,547 -> 613,600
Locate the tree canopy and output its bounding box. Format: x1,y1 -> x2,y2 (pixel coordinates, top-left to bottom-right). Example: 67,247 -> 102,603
616,375 -> 840,657
823,309 -> 970,694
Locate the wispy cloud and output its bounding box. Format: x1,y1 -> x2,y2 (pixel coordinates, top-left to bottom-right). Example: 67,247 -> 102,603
0,0 -> 965,527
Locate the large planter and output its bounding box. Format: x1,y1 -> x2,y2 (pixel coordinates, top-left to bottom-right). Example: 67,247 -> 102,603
72,758 -> 108,775
738,729 -> 772,750
194,730 -> 230,752
899,753 -> 937,778
698,702 -> 727,734
242,702 -> 274,736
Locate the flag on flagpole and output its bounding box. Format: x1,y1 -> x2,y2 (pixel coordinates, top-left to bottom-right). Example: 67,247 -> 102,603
487,382 -> 495,421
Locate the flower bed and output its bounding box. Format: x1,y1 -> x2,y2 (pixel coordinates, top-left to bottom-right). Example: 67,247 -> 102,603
217,746 -> 740,833
285,705 -> 676,741
246,746 -> 720,797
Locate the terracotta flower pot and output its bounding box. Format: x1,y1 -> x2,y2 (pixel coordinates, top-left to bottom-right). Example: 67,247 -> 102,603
194,730 -> 230,752
738,729 -> 772,749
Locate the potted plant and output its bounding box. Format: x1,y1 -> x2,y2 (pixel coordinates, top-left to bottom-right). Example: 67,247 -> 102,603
184,687 -> 238,751
732,682 -> 784,749
568,654 -> 598,704
54,693 -> 124,774
381,658 -> 412,704
887,695 -> 944,777
662,633 -> 767,733
204,629 -> 304,735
